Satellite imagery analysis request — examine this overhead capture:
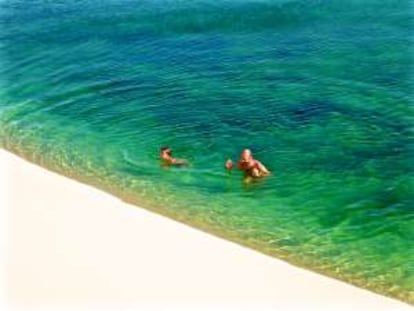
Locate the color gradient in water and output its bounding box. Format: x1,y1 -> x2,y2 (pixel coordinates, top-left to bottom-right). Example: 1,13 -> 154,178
1,0 -> 413,303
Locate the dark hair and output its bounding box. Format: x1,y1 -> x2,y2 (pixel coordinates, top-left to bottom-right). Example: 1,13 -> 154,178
160,146 -> 171,152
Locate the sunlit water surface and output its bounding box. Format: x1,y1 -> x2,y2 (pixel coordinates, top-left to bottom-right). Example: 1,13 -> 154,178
1,0 -> 413,303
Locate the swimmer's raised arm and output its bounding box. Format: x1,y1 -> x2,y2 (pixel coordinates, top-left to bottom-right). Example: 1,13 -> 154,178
225,159 -> 233,170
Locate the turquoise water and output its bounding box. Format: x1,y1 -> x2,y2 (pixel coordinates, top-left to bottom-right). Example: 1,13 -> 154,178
1,0 -> 413,303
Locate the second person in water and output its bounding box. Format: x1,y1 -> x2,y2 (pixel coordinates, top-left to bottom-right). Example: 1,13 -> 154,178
160,146 -> 188,167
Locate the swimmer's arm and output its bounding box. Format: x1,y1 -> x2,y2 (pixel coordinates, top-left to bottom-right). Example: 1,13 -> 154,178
171,158 -> 188,165
255,160 -> 271,175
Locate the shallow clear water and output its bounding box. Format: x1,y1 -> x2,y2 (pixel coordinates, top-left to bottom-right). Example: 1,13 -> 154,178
1,0 -> 413,303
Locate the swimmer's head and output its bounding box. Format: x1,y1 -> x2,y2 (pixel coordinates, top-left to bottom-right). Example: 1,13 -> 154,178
160,146 -> 172,155
241,149 -> 252,160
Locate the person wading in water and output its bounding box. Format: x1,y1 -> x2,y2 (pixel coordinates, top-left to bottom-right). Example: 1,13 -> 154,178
225,149 -> 271,181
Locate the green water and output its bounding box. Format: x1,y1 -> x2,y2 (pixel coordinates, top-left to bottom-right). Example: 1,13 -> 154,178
1,0 -> 413,303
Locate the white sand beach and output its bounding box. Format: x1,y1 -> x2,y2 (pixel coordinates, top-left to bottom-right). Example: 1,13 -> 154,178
1,149 -> 411,311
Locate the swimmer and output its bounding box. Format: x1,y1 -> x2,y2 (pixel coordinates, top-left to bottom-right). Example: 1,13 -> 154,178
160,146 -> 188,167
237,149 -> 270,178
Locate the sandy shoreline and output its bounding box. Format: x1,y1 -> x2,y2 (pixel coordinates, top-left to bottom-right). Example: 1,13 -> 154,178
1,149 -> 411,310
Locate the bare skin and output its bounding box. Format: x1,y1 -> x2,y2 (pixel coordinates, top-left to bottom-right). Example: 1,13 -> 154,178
225,158 -> 233,170
237,149 -> 270,178
160,147 -> 188,167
